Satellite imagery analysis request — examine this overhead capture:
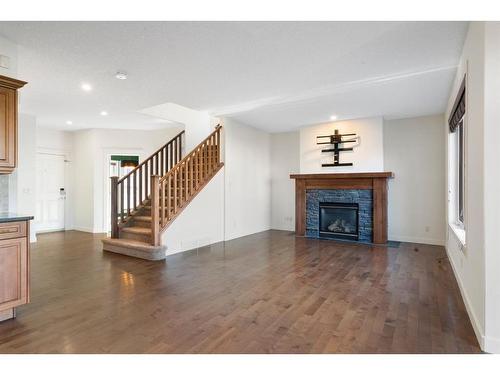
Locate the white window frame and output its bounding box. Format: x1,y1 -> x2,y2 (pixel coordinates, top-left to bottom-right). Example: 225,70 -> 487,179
456,116 -> 465,229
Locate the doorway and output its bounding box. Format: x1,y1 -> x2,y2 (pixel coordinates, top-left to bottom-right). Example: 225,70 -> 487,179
104,154 -> 140,233
35,153 -> 66,232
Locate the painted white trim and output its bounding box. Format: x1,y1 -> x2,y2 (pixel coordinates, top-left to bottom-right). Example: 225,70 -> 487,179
484,335 -> 500,354
224,227 -> 272,242
101,147 -> 146,234
449,223 -> 466,246
388,235 -> 445,246
37,147 -> 71,157
71,226 -> 96,233
445,243 -> 485,351
36,228 -> 65,234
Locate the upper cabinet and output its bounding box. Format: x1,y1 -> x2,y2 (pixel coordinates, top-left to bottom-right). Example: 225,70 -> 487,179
0,74 -> 27,174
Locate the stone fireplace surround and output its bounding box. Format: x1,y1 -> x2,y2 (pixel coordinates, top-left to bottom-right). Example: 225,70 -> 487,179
290,172 -> 394,244
307,189 -> 372,242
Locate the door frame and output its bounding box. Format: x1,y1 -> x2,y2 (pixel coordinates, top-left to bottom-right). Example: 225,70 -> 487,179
102,147 -> 145,234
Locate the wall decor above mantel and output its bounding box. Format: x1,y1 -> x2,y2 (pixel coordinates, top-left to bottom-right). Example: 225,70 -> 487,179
316,129 -> 357,167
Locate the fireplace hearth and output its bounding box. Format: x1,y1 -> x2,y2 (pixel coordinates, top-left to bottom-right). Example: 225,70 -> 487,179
319,202 -> 359,240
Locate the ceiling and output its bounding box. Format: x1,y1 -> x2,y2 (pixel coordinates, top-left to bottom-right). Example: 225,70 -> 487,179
0,21 -> 468,132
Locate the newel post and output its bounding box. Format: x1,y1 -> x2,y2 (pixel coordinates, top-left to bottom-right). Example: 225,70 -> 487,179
110,176 -> 119,238
150,175 -> 160,246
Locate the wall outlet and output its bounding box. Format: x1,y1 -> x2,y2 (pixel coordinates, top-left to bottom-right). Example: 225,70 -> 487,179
0,55 -> 10,69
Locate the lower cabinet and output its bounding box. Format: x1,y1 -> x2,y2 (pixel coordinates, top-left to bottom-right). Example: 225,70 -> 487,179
0,221 -> 30,320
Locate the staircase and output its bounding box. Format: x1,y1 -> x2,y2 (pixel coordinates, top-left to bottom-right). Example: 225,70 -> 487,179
102,125 -> 223,260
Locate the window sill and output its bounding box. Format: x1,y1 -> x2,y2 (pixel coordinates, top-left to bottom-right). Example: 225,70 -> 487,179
449,223 -> 466,247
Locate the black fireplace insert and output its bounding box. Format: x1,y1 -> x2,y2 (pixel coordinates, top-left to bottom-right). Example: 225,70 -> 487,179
319,202 -> 359,240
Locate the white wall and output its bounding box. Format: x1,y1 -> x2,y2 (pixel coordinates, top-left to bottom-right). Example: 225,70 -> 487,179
140,102 -> 213,150
37,127 -> 74,152
72,130 -> 96,232
270,115 -> 447,245
483,22 -> 500,353
384,115 -> 446,245
270,132 -> 300,231
444,20 -> 500,354
161,170 -> 224,255
445,22 -> 486,350
0,34 -> 17,78
223,118 -> 271,240
160,118 -> 272,253
300,117 -> 384,174
69,127 -> 183,233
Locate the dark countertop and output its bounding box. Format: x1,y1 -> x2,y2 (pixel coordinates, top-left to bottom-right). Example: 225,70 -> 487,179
0,212 -> 34,223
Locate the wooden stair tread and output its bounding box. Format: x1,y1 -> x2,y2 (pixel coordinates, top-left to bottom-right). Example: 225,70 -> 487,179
102,238 -> 160,251
133,216 -> 152,222
121,226 -> 152,234
143,206 -> 173,211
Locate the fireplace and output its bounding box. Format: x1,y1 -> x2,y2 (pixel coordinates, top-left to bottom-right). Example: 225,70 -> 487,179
291,173 -> 393,244
319,202 -> 359,240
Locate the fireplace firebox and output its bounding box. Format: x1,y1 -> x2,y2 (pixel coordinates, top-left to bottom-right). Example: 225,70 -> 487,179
319,202 -> 359,240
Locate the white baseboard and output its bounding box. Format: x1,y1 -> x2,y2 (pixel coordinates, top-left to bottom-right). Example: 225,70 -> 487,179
71,226 -> 96,233
484,335 -> 500,354
445,244 -> 485,351
388,234 -> 445,246
224,227 -> 272,242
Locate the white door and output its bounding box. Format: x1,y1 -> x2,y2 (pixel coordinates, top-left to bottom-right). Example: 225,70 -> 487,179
36,153 -> 66,232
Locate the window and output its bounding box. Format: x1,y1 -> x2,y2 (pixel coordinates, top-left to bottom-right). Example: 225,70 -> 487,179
457,117 -> 464,225
448,76 -> 466,230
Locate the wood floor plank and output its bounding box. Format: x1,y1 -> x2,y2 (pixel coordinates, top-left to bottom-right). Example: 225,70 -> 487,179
0,230 -> 481,353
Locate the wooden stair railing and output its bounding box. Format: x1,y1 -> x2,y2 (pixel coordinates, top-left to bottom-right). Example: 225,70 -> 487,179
110,130 -> 185,238
150,125 -> 223,245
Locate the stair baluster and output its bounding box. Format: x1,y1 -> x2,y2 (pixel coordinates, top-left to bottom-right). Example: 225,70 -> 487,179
107,126 -> 222,252
110,130 -> 185,238
156,125 -> 223,233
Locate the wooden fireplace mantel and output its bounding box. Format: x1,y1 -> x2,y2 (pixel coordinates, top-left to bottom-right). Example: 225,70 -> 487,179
290,172 -> 394,244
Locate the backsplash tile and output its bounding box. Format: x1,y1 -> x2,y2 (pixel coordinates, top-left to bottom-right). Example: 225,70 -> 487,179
0,175 -> 9,212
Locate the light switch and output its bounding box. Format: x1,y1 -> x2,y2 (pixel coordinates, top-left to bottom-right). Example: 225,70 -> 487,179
0,55 -> 10,69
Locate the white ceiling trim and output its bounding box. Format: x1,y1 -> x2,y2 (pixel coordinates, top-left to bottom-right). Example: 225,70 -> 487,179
209,64 -> 458,118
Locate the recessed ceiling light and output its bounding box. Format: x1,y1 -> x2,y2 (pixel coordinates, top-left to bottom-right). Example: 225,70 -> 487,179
81,83 -> 92,92
330,115 -> 338,121
115,71 -> 127,80
100,110 -> 108,116
66,120 -> 73,125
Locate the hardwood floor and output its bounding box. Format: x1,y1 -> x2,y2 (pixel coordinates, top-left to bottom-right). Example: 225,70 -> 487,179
0,230 -> 480,353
